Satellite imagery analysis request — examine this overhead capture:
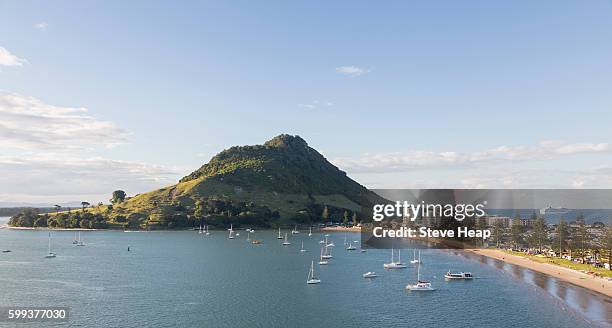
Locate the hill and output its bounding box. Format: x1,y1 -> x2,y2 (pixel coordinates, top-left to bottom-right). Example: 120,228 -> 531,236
10,135 -> 386,229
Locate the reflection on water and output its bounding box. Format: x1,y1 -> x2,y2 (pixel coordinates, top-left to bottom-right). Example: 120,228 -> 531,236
458,251 -> 611,327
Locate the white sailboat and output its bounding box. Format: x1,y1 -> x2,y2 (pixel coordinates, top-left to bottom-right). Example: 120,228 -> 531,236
346,242 -> 356,251
282,232 -> 291,246
72,232 -> 78,244
406,261 -> 434,291
410,249 -> 421,264
198,224 -> 203,234
228,224 -> 235,239
324,235 -> 335,247
300,240 -> 307,252
383,248 -> 407,269
306,260 -> 321,284
277,227 -> 283,239
205,225 -> 210,235
321,244 -> 333,259
291,225 -> 299,234
318,247 -> 329,265
247,230 -> 251,242
45,232 -> 56,258
76,231 -> 85,246
308,226 -> 312,237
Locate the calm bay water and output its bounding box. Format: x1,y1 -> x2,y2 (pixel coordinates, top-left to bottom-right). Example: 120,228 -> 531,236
0,219 -> 610,328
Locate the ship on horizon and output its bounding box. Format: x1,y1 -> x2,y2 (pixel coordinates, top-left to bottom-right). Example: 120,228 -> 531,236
539,205 -> 570,215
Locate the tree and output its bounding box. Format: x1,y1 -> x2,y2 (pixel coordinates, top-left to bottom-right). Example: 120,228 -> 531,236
555,218 -> 569,257
529,216 -> 547,251
603,225 -> 612,271
342,210 -> 349,226
510,216 -> 524,248
572,219 -> 592,261
322,206 -> 329,223
352,212 -> 358,226
54,204 -> 61,214
111,190 -> 127,204
81,202 -> 90,212
492,220 -> 505,246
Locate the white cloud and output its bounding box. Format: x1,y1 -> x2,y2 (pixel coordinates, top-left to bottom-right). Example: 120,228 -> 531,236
335,66 -> 370,77
0,91 -> 130,151
298,100 -> 334,110
0,47 -> 27,67
34,21 -> 48,31
0,91 -> 176,203
0,155 -> 180,203
332,141 -> 611,173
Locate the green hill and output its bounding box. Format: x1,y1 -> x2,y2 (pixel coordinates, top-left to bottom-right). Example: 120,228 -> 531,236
10,134 -> 386,229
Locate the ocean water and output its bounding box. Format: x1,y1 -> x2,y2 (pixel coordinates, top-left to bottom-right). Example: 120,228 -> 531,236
0,222 -> 609,328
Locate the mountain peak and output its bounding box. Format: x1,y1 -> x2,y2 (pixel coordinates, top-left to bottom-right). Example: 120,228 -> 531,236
263,134 -> 308,149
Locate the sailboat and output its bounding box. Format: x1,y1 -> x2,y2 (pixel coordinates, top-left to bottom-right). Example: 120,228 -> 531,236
277,227 -> 283,239
247,230 -> 251,242
324,235 -> 335,247
321,244 -> 333,259
306,260 -> 321,284
45,232 -> 56,258
76,231 -> 85,246
410,249 -> 421,264
300,240 -> 307,252
346,241 -> 356,251
228,224 -> 235,239
318,247 -> 329,265
291,225 -> 299,234
72,232 -> 78,244
308,226 -> 312,237
405,261 -> 434,291
282,232 -> 291,246
205,225 -> 210,235
383,248 -> 407,269
198,224 -> 203,234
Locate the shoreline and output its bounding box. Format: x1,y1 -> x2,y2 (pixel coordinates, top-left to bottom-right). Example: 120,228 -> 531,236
468,248 -> 612,298
321,226 -> 361,232
5,226 -> 100,231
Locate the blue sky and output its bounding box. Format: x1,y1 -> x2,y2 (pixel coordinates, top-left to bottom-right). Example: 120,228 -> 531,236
1,1 -> 612,203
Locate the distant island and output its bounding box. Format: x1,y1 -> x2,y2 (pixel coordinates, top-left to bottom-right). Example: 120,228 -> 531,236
9,134 -> 386,230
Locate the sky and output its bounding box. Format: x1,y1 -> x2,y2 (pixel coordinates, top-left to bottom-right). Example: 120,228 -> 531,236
1,0 -> 612,204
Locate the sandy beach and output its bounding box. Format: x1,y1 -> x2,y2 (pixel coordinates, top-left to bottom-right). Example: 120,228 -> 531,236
469,248 -> 612,297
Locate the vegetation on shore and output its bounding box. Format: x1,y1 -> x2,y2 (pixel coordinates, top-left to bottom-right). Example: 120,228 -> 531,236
485,212 -> 612,274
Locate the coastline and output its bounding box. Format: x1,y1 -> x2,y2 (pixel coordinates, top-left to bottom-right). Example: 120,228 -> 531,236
468,248 -> 612,298
321,226 -> 361,232
5,226 -> 99,231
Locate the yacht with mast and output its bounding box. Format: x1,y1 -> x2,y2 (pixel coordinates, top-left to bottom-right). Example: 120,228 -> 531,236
318,247 -> 329,265
282,232 -> 291,246
228,224 -> 235,239
306,260 -> 321,284
321,245 -> 333,259
45,232 -> 56,258
76,231 -> 85,246
277,227 -> 283,239
410,250 -> 421,264
300,240 -> 307,252
383,248 -> 407,269
406,262 -> 435,291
